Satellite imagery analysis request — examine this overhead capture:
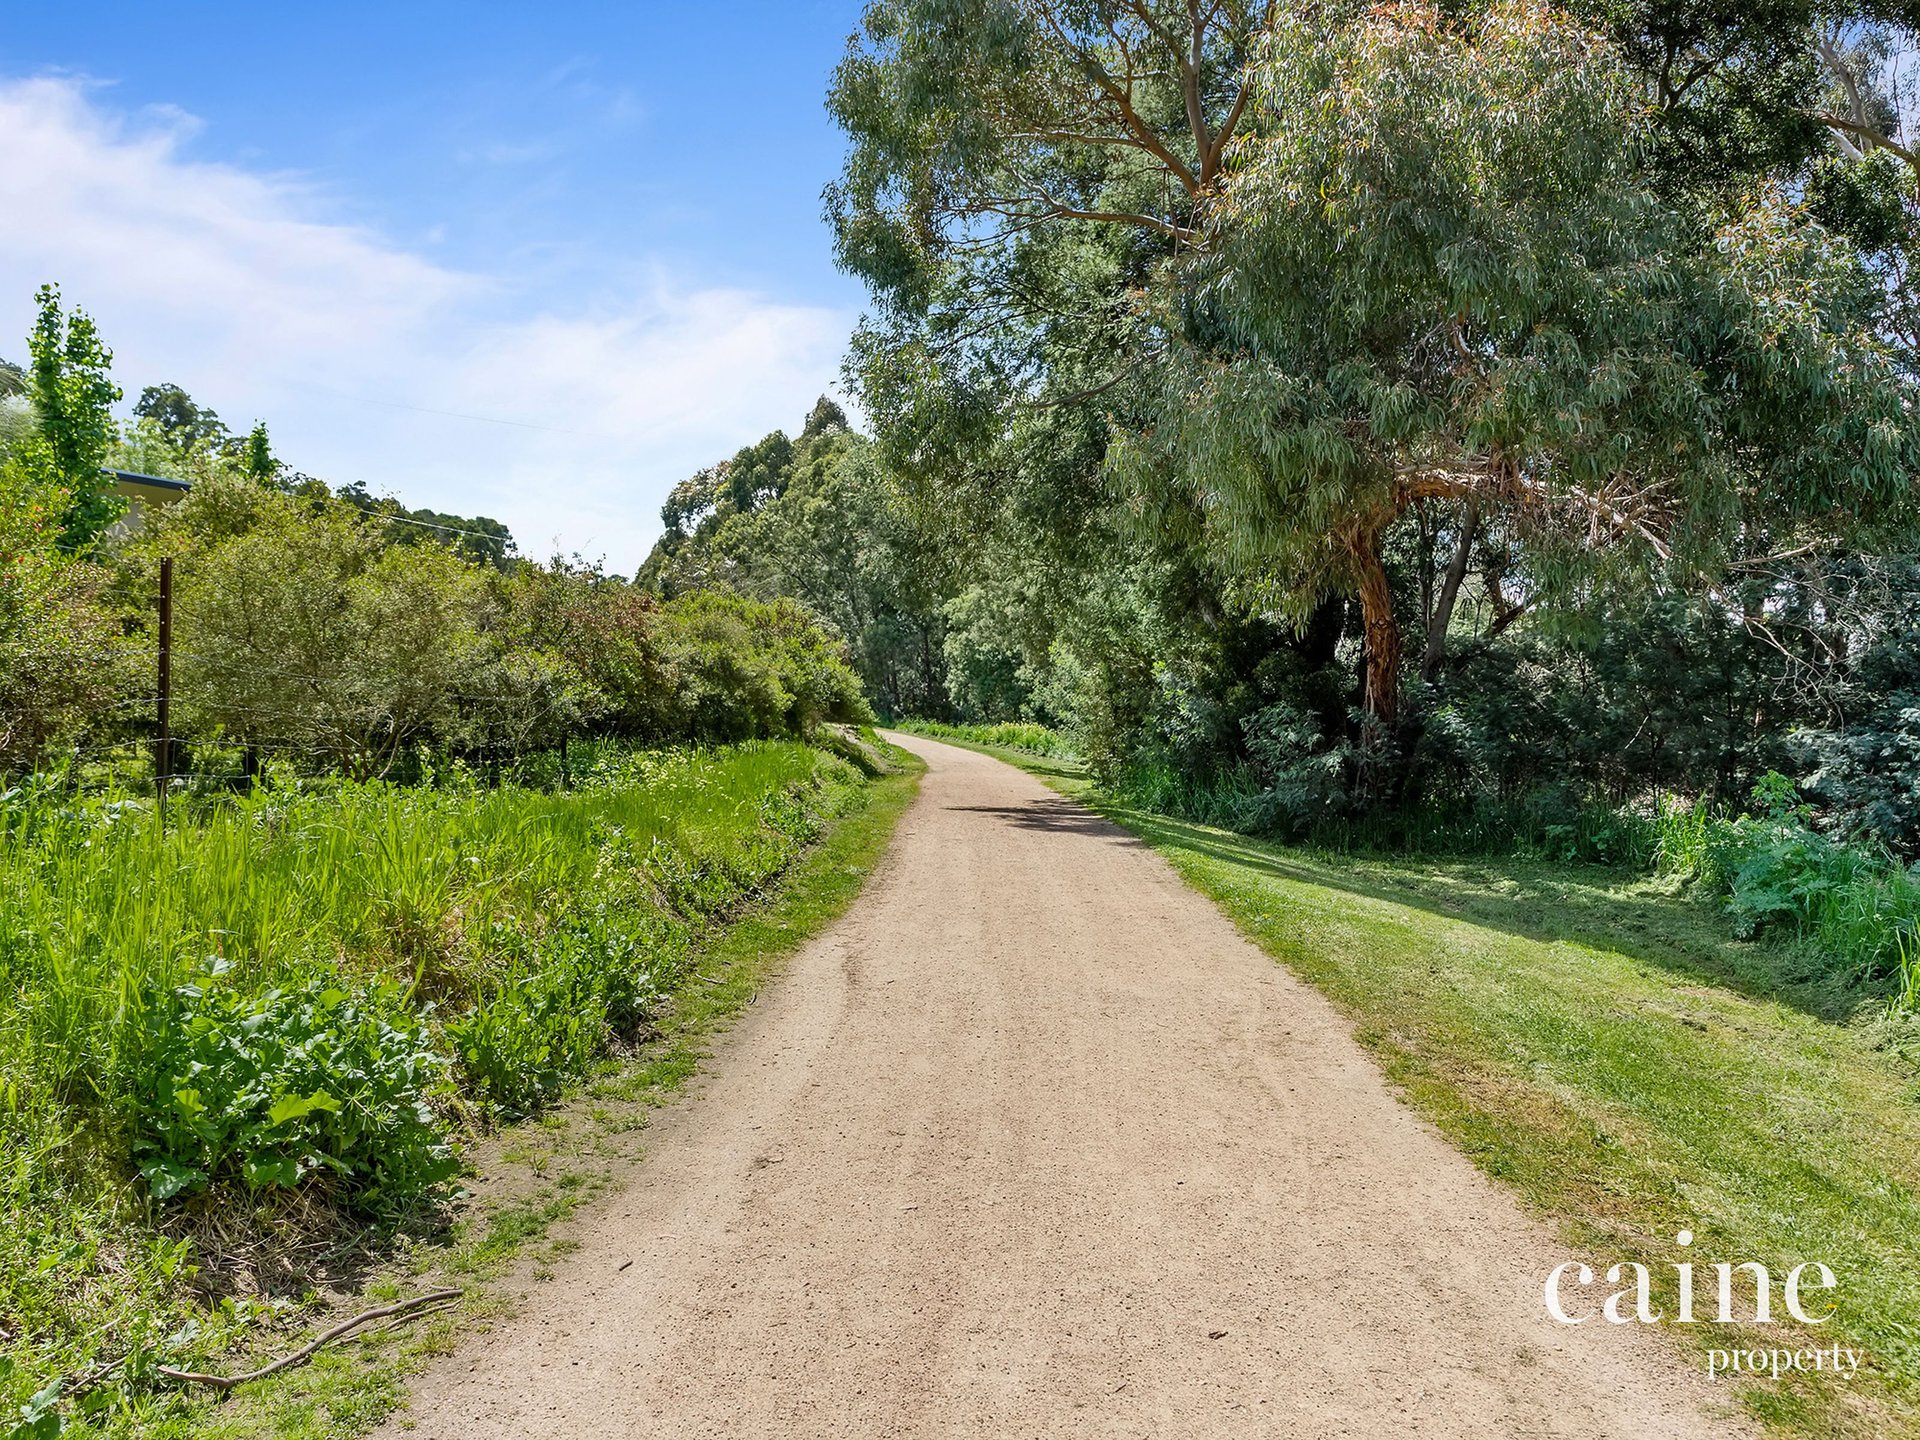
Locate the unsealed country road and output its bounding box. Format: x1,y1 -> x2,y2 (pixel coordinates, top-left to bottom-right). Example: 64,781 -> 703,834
379,733 -> 1748,1438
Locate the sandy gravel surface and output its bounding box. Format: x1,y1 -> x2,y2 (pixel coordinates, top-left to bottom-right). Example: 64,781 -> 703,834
377,733 -> 1751,1438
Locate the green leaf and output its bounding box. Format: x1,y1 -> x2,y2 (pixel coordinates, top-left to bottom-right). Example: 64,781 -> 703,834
243,1155 -> 300,1188
139,1157 -> 204,1202
266,1091 -> 341,1127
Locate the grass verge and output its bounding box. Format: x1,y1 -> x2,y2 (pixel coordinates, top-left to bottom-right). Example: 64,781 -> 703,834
3,741 -> 923,1440
918,732 -> 1920,1439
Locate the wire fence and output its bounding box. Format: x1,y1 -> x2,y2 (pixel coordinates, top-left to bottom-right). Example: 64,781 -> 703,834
6,540 -> 610,803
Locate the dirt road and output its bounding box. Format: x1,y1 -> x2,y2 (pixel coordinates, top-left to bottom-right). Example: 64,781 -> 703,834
378,734 -> 1748,1438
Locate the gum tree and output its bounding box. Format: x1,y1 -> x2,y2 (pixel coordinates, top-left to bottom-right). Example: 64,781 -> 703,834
828,0 -> 1277,457
1113,4 -> 1915,765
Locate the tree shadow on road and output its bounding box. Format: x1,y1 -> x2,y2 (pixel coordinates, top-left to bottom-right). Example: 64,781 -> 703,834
1096,801 -> 1888,1030
943,798 -> 1148,845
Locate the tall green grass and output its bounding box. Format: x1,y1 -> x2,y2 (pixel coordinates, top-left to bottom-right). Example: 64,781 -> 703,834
892,719 -> 1080,760
1652,778 -> 1920,995
0,741 -> 869,1427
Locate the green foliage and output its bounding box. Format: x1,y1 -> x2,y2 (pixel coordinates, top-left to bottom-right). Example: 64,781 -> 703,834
334,481 -> 517,571
1580,0 -> 1834,190
240,422 -> 276,487
132,473 -> 489,778
641,408 -> 952,719
126,972 -> 456,1211
1680,774 -> 1920,984
65,471 -> 871,784
1118,4 -> 1914,752
442,920 -> 648,1122
822,2 -> 1920,840
132,383 -> 231,457
1793,586 -> 1920,854
0,456 -> 131,772
0,741 -> 871,1425
27,286 -> 123,551
657,591 -> 872,741
895,718 -> 1078,758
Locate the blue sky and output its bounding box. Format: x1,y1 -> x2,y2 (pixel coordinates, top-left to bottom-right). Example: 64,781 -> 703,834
0,2 -> 869,569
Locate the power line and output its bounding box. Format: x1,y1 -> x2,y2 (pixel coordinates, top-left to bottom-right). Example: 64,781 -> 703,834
352,509 -> 516,543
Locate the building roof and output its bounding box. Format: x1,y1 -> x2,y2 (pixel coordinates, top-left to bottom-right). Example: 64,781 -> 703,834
109,469 -> 192,496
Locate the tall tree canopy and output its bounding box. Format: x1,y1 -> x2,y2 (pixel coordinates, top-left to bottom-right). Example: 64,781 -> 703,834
132,383 -> 232,456
831,0 -> 1920,786
1118,3 -> 1916,747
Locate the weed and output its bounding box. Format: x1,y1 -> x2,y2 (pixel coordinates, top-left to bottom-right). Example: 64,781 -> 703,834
0,740 -> 871,1432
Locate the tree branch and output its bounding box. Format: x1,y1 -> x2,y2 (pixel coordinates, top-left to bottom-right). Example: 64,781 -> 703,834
1816,113 -> 1920,171
156,1290 -> 463,1392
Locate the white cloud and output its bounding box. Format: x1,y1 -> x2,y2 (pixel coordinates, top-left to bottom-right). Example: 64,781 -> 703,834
0,75 -> 853,570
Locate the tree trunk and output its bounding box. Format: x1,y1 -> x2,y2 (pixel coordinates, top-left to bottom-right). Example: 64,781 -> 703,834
1351,527 -> 1402,745
1421,492 -> 1479,682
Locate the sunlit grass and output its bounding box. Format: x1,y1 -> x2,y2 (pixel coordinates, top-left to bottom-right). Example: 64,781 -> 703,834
0,740 -> 874,1431
947,734 -> 1920,1439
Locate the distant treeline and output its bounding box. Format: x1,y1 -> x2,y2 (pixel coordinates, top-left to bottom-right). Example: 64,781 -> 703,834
0,289 -> 868,786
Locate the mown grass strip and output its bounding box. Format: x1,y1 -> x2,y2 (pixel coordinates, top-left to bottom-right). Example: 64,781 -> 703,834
922,733 -> 1920,1440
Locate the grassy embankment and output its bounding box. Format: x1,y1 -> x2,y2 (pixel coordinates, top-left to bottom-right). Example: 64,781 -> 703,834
909,725 -> 1920,1440
0,736 -> 920,1440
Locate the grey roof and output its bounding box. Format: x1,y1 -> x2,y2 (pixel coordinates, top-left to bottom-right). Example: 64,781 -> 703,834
109,469 -> 192,493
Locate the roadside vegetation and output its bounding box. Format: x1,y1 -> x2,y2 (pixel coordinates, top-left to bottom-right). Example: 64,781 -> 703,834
185,750 -> 924,1440
643,0 -> 1920,1027
891,720 -> 1079,761
0,742 -> 885,1436
9,1 -> 1920,1433
0,288 -> 890,1435
0,744 -> 913,1440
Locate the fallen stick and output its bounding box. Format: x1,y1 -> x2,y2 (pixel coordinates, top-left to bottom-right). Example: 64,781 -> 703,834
156,1288 -> 463,1392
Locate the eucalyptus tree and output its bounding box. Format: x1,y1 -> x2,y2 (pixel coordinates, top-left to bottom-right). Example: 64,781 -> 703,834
829,0 -> 1274,455
132,383 -> 232,456
832,1 -> 1918,795
640,409 -> 957,718
1116,4 -> 1915,764
828,0 -> 1291,739
1577,3 -> 1920,366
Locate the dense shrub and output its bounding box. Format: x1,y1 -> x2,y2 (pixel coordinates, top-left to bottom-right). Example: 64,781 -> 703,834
896,719 -> 1079,759
1795,620 -> 1920,857
1683,774 -> 1920,985
0,466 -> 872,784
658,591 -> 872,741
125,972 -> 456,1212
0,455 -> 131,772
